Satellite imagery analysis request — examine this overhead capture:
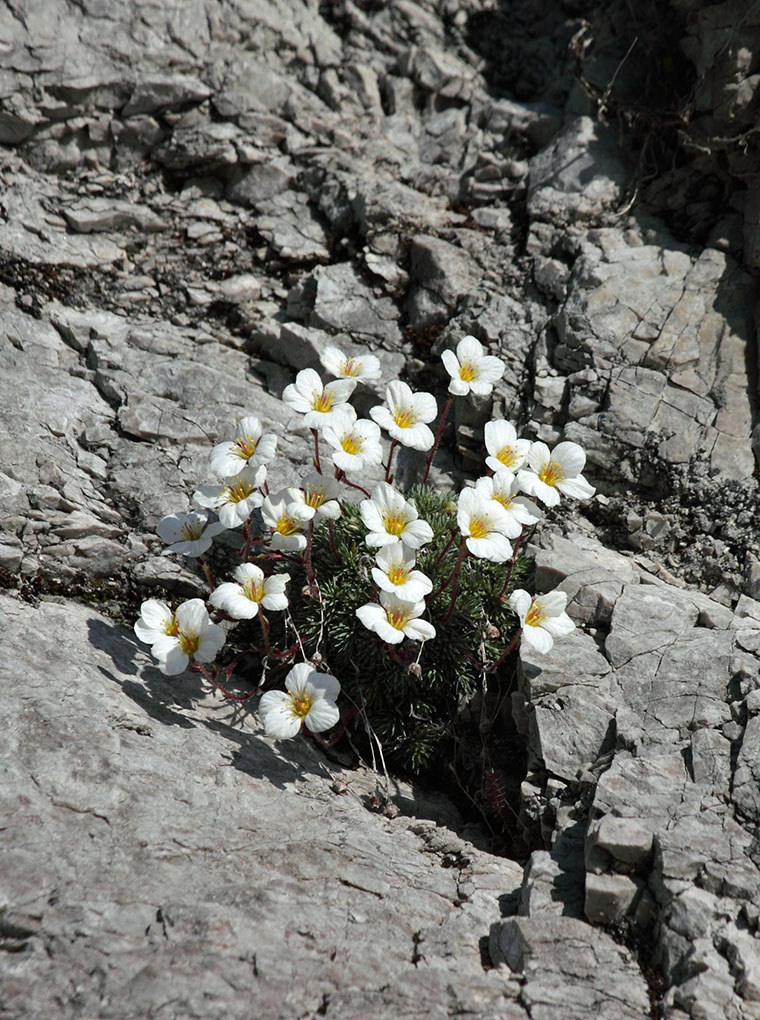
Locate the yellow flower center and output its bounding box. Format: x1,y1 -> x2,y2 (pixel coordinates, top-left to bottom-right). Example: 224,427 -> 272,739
163,615 -> 180,637
524,599 -> 547,628
382,510 -> 409,535
387,564 -> 409,585
538,461 -> 564,487
341,434 -> 362,455
496,445 -> 517,468
304,483 -> 327,508
341,358 -> 362,376
242,578 -> 266,603
224,480 -> 254,504
178,630 -> 200,656
387,608 -> 412,631
459,360 -> 478,382
311,389 -> 335,413
276,515 -> 301,536
493,493 -> 514,511
392,405 -> 418,429
181,521 -> 204,540
234,432 -> 259,460
468,515 -> 491,539
290,691 -> 313,718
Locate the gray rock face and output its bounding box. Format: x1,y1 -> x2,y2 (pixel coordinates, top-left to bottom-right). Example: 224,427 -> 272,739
0,593 -> 528,1020
552,239 -> 756,486
518,530 -> 760,1020
1,0 -> 760,1017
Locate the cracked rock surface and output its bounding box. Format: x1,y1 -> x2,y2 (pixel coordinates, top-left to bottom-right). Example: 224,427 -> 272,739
2,0 -> 760,1017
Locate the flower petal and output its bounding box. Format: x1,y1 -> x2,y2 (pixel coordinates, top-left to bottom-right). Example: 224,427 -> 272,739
176,598 -> 209,633
304,698 -> 340,733
508,589 -> 532,620
309,671 -> 341,701
157,645 -> 189,675
259,692 -> 302,739
457,335 -> 484,362
520,624 -> 554,654
139,600 -> 173,631
285,662 -> 316,693
403,618 -> 436,642
552,441 -> 586,477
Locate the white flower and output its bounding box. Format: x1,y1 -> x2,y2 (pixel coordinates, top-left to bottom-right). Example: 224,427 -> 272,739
135,598 -> 226,675
193,464 -> 266,528
371,544 -> 433,602
209,416 -> 278,478
261,492 -> 308,550
484,420 -> 531,474
322,408 -> 384,473
286,472 -> 342,523
320,345 -> 382,382
441,335 -> 505,397
509,589 -> 575,654
258,662 -> 341,739
474,473 -> 543,538
456,487 -> 513,562
282,368 -> 356,430
360,482 -> 434,549
156,509 -> 226,557
369,381 -> 437,451
356,591 -> 436,645
209,564 -> 289,620
516,441 -> 595,507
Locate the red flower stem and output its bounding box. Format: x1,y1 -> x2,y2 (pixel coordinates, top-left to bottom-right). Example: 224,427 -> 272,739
196,556 -> 215,591
269,641 -> 299,661
256,551 -> 300,564
328,519 -> 339,561
384,438 -> 398,483
422,393 -> 455,485
488,629 -> 522,672
191,662 -> 254,702
497,523 -> 536,600
432,536 -> 468,603
431,526 -> 458,570
337,470 -> 370,498
497,534 -> 524,601
304,519 -> 316,588
241,520 -> 253,560
311,428 -> 322,474
319,702 -> 361,747
258,612 -> 271,655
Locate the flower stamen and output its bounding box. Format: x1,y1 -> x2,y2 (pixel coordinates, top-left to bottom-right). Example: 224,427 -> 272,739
311,390 -> 335,413
181,521 -> 204,540
342,358 -> 362,376
224,480 -> 254,504
290,692 -> 314,718
341,434 -> 362,455
304,483 -> 328,508
234,432 -> 259,460
387,608 -> 412,630
524,599 -> 547,628
496,445 -> 518,467
179,630 -> 201,656
468,515 -> 491,540
382,511 -> 409,535
386,565 -> 409,585
392,405 -> 418,429
242,578 -> 266,603
276,515 -> 301,536
459,360 -> 478,382
538,461 -> 564,487
493,493 -> 514,510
